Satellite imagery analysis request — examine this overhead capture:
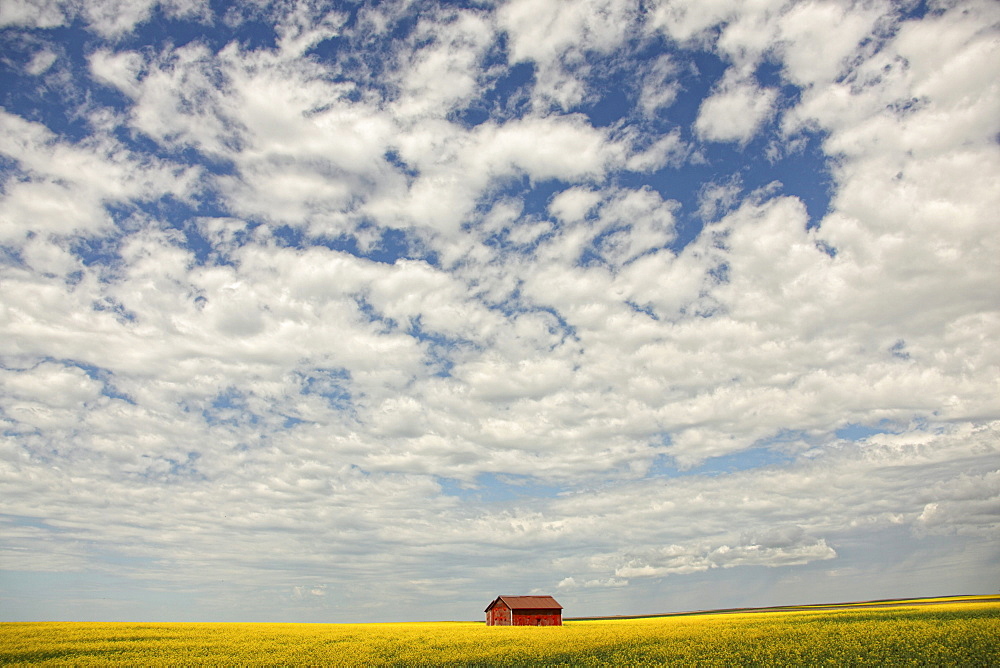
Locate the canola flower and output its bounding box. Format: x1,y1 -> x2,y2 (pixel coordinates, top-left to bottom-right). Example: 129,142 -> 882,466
1,596 -> 998,666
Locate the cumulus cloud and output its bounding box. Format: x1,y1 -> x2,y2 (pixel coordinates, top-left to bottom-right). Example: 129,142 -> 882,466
498,0 -> 638,109
613,534 -> 837,579
0,0 -> 72,29
637,55 -> 681,118
391,9 -> 494,120
697,175 -> 742,221
0,0 -> 209,36
695,69 -> 778,144
777,1 -> 886,87
0,111 -> 200,242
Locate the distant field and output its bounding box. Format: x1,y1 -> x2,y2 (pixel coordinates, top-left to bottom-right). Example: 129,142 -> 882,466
566,593 -> 1000,620
2,596 -> 998,666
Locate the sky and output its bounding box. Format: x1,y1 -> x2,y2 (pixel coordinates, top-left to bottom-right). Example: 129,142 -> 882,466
0,0 -> 998,623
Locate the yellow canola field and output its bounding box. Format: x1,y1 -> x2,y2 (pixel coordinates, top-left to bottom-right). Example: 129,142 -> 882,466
2,597 -> 998,666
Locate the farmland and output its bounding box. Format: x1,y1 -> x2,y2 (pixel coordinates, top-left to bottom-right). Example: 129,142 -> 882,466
2,596 -> 997,666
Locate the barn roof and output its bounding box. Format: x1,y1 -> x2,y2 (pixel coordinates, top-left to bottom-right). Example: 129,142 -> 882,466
485,595 -> 562,612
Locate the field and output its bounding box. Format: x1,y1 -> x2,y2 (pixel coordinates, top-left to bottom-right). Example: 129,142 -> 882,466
2,596 -> 997,666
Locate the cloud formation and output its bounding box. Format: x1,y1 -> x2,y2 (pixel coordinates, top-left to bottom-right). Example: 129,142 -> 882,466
1,0 -> 998,622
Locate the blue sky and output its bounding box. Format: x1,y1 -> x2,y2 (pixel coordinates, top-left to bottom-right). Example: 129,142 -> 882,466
1,0 -> 998,622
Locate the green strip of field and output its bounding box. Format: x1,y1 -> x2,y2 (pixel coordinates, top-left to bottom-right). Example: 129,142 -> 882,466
567,594 -> 1000,620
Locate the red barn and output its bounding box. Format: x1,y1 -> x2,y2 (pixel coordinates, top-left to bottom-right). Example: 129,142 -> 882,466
485,595 -> 563,626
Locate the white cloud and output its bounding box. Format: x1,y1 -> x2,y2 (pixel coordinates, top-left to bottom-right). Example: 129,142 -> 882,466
914,469 -> 1000,538
0,111 -> 200,243
473,115 -> 620,182
645,0 -> 738,45
500,0 -> 635,64
546,423 -> 998,590
557,576 -> 628,590
372,114 -> 622,234
697,176 -> 742,221
695,68 -> 778,144
0,0 -> 70,29
498,0 -> 638,109
90,28 -> 626,241
777,1 -> 886,88
392,9 -> 494,120
81,0 -> 161,37
638,55 -> 681,117
625,130 -> 687,172
82,0 -> 210,37
25,48 -> 58,75
613,535 -> 837,578
89,49 -> 145,96
274,2 -> 346,58
548,187 -> 602,223
91,40 -> 401,236
0,0 -> 210,36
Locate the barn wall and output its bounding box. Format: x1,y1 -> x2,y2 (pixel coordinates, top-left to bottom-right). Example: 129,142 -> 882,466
486,601 -> 511,626
512,609 -> 562,626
